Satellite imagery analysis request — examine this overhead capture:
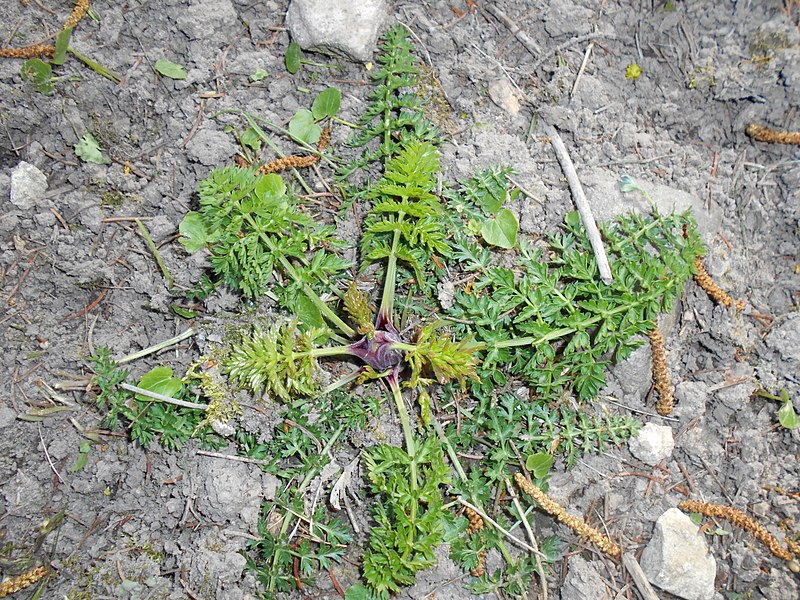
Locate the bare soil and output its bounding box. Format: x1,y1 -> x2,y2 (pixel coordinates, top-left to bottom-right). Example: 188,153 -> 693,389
1,1 -> 799,599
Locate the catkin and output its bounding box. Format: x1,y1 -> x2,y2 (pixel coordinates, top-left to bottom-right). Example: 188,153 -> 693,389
465,506 -> 485,534
258,127 -> 330,175
648,326 -> 674,416
0,566 -> 48,598
694,257 -> 746,311
746,123 -> 800,145
515,472 -> 621,558
0,45 -> 55,59
471,549 -> 486,577
65,0 -> 91,29
678,499 -> 795,561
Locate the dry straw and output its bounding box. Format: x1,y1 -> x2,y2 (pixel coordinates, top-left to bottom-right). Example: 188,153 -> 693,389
515,472 -> 621,558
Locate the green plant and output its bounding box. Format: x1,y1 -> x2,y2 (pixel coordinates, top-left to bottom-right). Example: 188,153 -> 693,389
175,25 -> 708,599
87,349 -> 223,450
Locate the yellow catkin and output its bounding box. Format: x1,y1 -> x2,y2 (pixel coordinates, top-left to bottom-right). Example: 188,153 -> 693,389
746,123 -> 800,145
257,127 -> 330,175
465,506 -> 485,534
0,45 -> 55,59
678,499 -> 795,561
648,326 -> 674,416
64,0 -> 91,29
0,566 -> 48,598
694,257 -> 746,311
514,472 -> 621,558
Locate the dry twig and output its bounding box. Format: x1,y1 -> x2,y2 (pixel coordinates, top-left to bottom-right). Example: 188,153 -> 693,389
542,122 -> 613,284
515,472 -> 621,558
678,499 -> 795,561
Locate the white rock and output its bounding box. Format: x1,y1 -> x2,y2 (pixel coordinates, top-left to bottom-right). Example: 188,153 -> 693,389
488,79 -> 521,116
286,0 -> 387,62
629,423 -> 674,466
10,161 -> 48,210
641,508 -> 717,600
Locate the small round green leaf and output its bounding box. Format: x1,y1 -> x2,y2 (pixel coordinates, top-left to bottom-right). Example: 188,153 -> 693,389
311,87 -> 341,120
249,68 -> 269,82
136,366 -> 183,401
288,108 -> 322,145
285,42 -> 303,74
480,208 -> 518,249
154,58 -> 187,80
777,400 -> 799,429
75,132 -> 111,165
178,211 -> 209,253
525,453 -> 554,479
21,58 -> 54,93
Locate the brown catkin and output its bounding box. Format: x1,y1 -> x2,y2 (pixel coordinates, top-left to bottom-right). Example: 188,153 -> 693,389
257,127 -> 330,175
465,506 -> 485,534
694,257 -> 746,311
470,550 -> 486,577
0,45 -> 55,59
746,123 -> 800,145
64,0 -> 91,29
514,472 -> 621,558
678,499 -> 795,561
0,566 -> 48,598
648,326 -> 674,416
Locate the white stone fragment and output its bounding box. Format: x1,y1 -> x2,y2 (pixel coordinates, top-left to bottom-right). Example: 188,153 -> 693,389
286,0 -> 388,62
629,422 -> 674,466
488,78 -> 521,115
10,161 -> 48,210
641,508 -> 717,600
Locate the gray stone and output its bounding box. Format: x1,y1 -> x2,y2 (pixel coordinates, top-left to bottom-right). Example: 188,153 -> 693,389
561,556 -> 611,600
629,423 -> 674,466
10,161 -> 48,210
581,167 -> 721,239
765,312 -> 800,363
286,0 -> 388,62
641,508 -> 717,600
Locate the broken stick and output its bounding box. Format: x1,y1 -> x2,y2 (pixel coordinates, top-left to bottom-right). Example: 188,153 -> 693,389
542,122 -> 613,284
